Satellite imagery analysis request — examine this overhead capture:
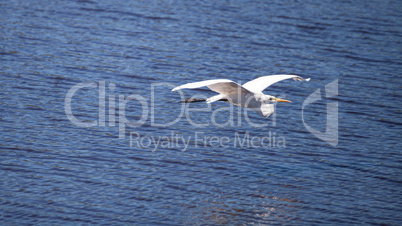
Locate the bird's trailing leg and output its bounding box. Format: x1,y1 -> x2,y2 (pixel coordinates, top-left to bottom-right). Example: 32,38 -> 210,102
179,98 -> 206,103
179,97 -> 228,103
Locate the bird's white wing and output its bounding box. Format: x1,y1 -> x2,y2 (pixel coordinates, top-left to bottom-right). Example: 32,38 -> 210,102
172,79 -> 252,95
172,79 -> 232,91
242,74 -> 310,93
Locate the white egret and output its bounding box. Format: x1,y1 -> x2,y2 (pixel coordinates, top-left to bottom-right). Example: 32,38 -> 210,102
172,74 -> 310,118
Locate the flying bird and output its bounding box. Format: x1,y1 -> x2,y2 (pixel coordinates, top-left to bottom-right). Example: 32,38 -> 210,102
172,74 -> 310,118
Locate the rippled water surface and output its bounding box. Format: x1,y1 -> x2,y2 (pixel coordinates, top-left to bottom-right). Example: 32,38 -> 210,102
1,0 -> 401,224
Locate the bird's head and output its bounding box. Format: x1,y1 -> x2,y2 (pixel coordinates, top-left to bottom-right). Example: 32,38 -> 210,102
265,95 -> 291,103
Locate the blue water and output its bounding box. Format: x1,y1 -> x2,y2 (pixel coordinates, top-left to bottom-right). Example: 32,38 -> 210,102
1,0 -> 401,224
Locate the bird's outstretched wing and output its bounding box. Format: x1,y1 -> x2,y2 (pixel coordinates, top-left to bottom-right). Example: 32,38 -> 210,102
242,74 -> 310,93
172,79 -> 252,96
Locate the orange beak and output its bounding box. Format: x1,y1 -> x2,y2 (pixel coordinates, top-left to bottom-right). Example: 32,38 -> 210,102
274,97 -> 291,103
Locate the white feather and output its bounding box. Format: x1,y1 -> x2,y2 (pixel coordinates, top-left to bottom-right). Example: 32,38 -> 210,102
242,74 -> 308,93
